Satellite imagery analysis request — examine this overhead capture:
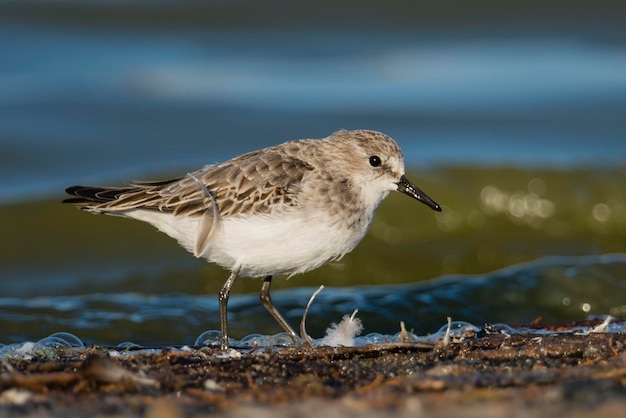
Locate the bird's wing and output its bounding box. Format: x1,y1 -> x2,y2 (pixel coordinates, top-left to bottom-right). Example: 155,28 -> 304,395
64,149 -> 315,256
152,149 -> 314,217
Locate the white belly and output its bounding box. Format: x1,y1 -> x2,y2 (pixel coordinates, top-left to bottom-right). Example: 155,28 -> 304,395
123,209 -> 369,278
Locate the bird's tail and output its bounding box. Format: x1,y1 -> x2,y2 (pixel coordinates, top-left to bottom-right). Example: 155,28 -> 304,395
63,178 -> 179,213
63,185 -> 139,213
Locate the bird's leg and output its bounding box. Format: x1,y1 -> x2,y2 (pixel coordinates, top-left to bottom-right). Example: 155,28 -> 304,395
218,267 -> 240,350
260,275 -> 298,342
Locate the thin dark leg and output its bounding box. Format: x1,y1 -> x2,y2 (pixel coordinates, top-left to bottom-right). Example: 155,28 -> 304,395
219,267 -> 240,350
260,275 -> 298,339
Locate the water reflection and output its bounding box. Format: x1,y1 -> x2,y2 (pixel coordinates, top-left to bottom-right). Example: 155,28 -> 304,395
479,183 -> 555,226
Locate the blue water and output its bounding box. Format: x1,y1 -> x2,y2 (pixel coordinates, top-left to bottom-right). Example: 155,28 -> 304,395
1,21 -> 626,203
1,254 -> 625,346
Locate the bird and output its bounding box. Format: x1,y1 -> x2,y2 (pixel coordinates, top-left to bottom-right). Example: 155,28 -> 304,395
64,129 -> 441,350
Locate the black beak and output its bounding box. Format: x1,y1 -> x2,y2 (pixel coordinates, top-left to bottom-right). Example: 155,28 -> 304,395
396,175 -> 442,212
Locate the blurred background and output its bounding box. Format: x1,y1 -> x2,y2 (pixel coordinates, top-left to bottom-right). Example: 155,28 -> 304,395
1,0 -> 625,346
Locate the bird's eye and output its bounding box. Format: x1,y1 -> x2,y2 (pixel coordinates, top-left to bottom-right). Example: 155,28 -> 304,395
369,156 -> 382,167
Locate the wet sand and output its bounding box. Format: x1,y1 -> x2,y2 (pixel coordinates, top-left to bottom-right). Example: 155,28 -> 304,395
1,320 -> 625,417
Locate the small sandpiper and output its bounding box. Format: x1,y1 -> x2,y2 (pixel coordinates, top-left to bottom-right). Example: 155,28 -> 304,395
64,129 -> 441,349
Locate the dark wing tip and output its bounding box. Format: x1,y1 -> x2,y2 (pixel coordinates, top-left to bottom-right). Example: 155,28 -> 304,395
62,185 -> 125,206
64,185 -> 83,196
63,185 -> 89,205
62,197 -> 86,205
